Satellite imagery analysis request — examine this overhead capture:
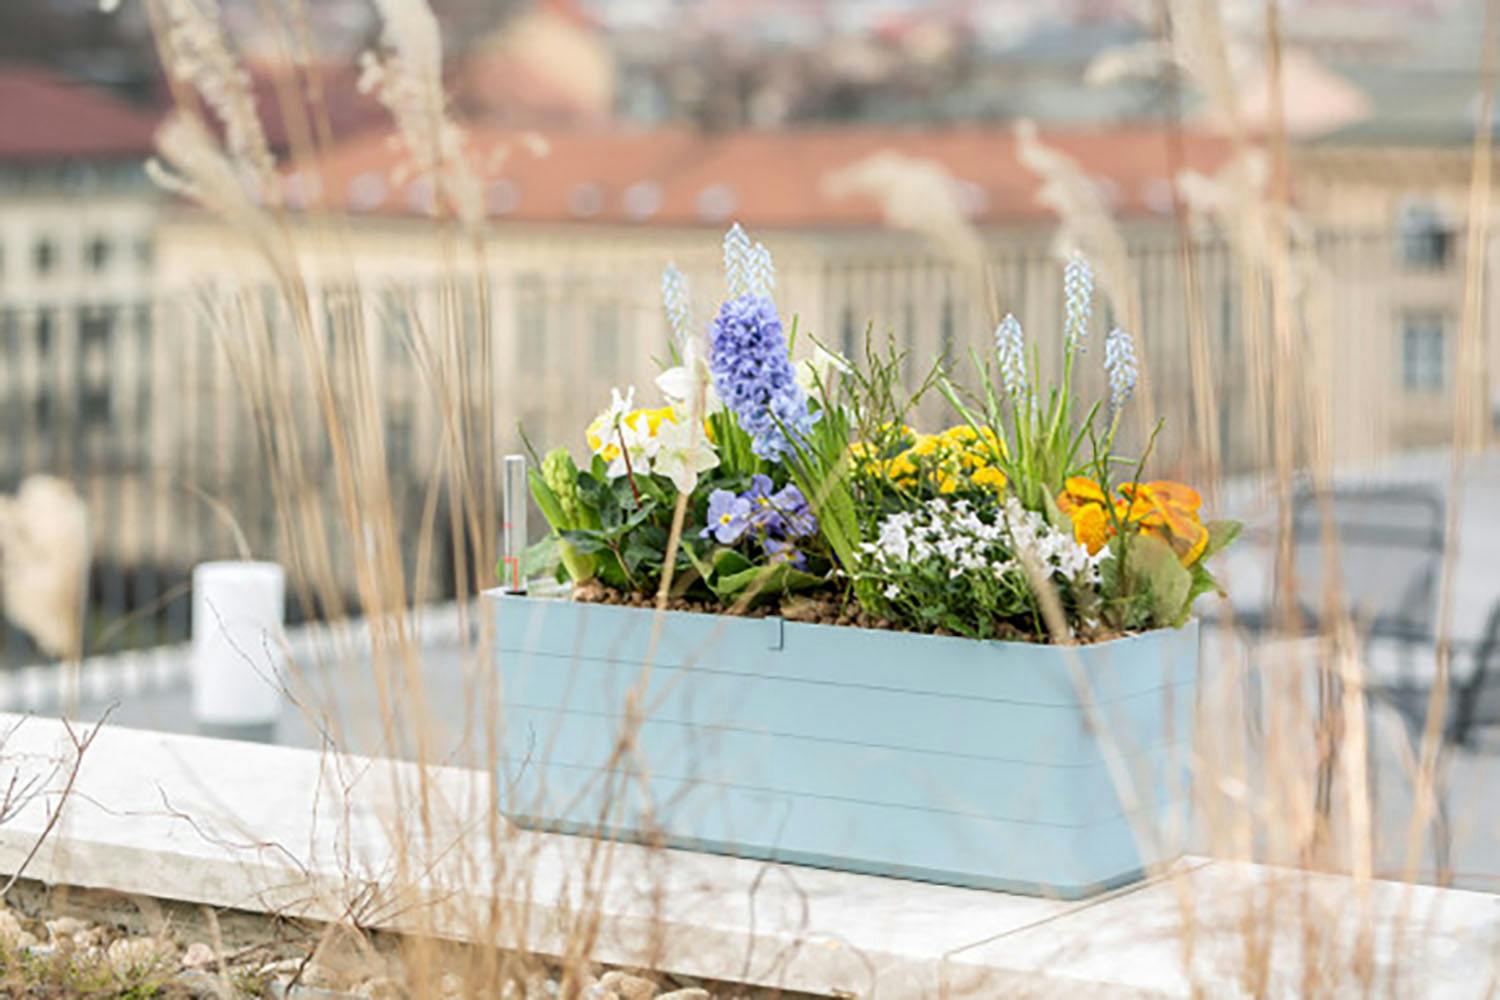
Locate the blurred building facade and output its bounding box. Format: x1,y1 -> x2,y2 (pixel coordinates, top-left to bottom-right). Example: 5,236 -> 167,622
4,0 -> 1500,664
149,116 -> 1500,478
0,67 -> 161,486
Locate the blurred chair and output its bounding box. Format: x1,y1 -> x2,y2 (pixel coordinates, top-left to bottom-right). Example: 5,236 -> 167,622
1286,485 -> 1444,667
1237,484 -> 1452,873
1450,600 -> 1500,747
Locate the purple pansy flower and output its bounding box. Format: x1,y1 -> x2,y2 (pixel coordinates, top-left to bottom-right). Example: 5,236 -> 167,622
701,489 -> 752,544
765,537 -> 807,569
742,474 -> 780,532
769,483 -> 817,538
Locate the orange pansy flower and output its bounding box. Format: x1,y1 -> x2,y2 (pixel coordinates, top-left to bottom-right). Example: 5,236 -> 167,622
1057,477 -> 1209,565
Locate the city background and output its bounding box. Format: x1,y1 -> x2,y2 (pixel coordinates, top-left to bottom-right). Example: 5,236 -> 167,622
1,0 -> 1496,670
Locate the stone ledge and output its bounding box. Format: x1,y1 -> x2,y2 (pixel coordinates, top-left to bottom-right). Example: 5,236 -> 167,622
0,712 -> 1495,998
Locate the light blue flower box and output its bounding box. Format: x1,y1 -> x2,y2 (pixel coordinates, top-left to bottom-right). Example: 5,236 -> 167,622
490,591 -> 1198,898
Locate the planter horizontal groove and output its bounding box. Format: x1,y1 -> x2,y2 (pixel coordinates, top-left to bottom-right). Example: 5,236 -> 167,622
492,592 -> 1199,899
502,702 -> 1187,769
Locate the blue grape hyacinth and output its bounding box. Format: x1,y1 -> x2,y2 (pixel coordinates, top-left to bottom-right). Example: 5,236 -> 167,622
661,264 -> 692,346
1104,326 -> 1138,416
994,312 -> 1028,404
1063,252 -> 1093,354
708,293 -> 816,461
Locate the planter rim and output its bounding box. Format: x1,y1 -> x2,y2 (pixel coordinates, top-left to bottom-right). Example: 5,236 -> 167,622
488,588 -> 1196,652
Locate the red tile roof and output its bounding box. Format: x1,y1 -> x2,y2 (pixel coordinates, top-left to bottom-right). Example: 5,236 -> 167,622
308,123 -> 1233,229
0,67 -> 160,163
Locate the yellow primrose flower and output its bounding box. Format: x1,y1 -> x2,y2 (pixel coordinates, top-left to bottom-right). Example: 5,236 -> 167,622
887,454 -> 918,480
971,465 -> 1007,493
1118,481 -> 1208,565
1057,477 -> 1209,565
910,434 -> 941,458
875,421 -> 917,448
1070,502 -> 1113,555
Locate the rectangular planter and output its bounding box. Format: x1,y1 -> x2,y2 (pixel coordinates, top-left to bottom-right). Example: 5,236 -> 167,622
490,590 -> 1198,898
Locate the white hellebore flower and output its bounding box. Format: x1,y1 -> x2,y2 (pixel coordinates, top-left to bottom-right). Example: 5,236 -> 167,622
795,344 -> 852,396
650,414 -> 719,494
605,414 -> 658,480
586,385 -> 638,457
655,339 -> 722,415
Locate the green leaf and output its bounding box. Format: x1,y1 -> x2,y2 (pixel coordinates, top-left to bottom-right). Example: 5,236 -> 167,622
715,563 -> 824,601
683,543 -> 716,583
528,471 -> 569,533
622,537 -> 661,574
1185,563 -> 1224,620
636,474 -> 670,506
1125,533 -> 1192,628
521,537 -> 560,579
559,530 -> 610,555
1201,519 -> 1243,561
1040,489 -> 1066,527
711,547 -> 754,577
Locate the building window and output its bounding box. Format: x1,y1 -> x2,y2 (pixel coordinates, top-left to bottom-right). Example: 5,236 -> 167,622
1401,311 -> 1446,392
1397,201 -> 1452,269
86,236 -> 112,272
939,296 -> 955,366
839,305 -> 856,358
33,237 -> 56,276
79,307 -> 113,353
35,310 -> 53,357
81,385 -> 112,424
516,273 -> 547,371
589,300 -> 620,377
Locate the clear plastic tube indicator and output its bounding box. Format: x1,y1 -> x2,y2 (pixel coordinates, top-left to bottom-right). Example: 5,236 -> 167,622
501,453 -> 527,593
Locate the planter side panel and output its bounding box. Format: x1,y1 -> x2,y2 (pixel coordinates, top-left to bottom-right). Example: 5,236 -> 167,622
492,593 -> 1196,896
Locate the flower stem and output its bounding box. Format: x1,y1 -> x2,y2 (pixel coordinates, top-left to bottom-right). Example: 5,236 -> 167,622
616,424 -> 642,503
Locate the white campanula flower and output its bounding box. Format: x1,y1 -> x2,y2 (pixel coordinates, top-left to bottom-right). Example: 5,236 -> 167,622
876,517 -> 911,564
1104,326 -> 1138,416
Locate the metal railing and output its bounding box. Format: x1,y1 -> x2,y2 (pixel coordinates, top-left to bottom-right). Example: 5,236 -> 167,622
0,227 -> 1479,667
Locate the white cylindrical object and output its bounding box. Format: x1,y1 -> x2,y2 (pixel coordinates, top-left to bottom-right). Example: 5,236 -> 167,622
191,561 -> 286,727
